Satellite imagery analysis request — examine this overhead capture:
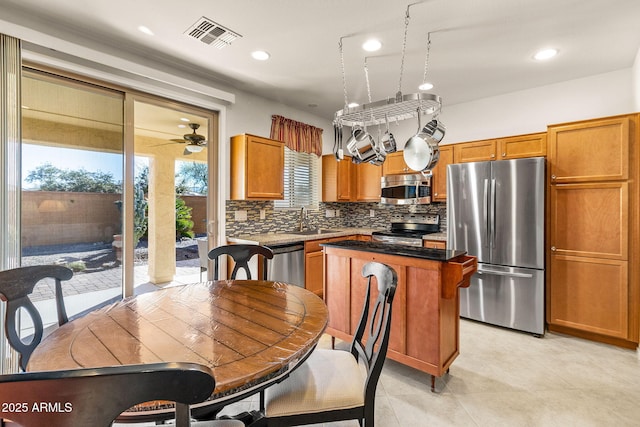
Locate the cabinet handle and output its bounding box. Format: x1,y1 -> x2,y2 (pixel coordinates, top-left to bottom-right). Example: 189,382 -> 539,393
502,152 -> 506,157
434,192 -> 438,196
490,154 -> 495,158
551,246 -> 556,251
551,174 -> 556,181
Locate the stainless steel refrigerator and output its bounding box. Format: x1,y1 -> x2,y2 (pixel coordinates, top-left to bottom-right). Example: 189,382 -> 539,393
447,157 -> 545,335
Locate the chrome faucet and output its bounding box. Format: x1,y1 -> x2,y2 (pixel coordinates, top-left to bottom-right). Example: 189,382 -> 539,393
299,206 -> 307,231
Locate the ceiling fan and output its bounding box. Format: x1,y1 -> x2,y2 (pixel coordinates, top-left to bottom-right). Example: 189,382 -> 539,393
171,123 -> 207,155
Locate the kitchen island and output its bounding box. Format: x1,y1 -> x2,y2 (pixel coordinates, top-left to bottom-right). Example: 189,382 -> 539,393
321,240 -> 477,391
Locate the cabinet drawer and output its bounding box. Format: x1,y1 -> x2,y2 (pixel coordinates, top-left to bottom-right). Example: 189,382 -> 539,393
423,240 -> 446,249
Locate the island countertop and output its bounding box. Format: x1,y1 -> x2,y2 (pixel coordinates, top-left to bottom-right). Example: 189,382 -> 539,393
320,239 -> 465,262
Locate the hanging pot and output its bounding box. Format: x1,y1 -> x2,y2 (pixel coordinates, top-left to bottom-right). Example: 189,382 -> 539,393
403,114 -> 443,172
379,114 -> 397,154
346,127 -> 379,164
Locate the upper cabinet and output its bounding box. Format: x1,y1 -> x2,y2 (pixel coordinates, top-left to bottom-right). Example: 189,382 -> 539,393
230,134 -> 284,200
454,132 -> 547,163
431,145 -> 453,202
382,152 -> 411,175
454,139 -> 497,163
322,155 -> 381,202
498,133 -> 547,160
548,117 -> 629,184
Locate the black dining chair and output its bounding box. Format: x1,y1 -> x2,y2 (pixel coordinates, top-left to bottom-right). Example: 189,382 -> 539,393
263,261 -> 398,427
0,362 -> 244,427
207,244 -> 274,280
0,265 -> 73,371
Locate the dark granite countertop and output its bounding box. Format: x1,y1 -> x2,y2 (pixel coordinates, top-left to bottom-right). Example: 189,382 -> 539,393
321,240 -> 466,262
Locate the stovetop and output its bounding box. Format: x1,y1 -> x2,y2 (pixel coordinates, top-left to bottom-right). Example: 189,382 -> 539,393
372,213 -> 440,239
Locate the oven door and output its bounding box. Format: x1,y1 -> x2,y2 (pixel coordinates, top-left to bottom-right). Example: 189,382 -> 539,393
380,174 -> 431,205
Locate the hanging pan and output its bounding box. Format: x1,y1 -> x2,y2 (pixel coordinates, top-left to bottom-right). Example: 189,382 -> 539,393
403,113 -> 445,172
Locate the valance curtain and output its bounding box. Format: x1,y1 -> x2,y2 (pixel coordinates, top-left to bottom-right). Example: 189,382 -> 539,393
270,115 -> 323,157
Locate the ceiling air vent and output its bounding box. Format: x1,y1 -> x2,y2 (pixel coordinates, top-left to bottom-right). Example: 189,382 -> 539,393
185,17 -> 241,49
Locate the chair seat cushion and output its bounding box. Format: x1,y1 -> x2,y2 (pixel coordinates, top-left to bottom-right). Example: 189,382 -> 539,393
265,348 -> 365,417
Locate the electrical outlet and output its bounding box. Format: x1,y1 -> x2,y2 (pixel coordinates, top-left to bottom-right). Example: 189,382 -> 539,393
234,210 -> 247,221
259,209 -> 266,220
370,209 -> 375,217
336,209 -> 341,217
325,209 -> 335,218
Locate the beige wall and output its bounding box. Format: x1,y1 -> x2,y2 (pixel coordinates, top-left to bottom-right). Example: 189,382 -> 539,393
22,191 -> 206,247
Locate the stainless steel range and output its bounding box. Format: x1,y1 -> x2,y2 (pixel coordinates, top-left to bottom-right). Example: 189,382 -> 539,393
371,213 -> 440,247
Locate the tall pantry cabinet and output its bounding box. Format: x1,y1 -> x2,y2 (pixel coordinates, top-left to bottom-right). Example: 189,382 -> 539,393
547,114 -> 639,348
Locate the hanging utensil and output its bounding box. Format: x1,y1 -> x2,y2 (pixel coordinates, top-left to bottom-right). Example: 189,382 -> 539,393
380,114 -> 397,154
346,125 -> 379,164
403,110 -> 441,172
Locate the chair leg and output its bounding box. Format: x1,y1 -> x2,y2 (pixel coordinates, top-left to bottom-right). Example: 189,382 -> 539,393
430,375 -> 436,392
175,403 -> 190,427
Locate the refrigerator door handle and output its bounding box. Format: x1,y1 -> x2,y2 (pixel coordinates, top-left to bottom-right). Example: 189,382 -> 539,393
477,269 -> 534,279
483,179 -> 490,243
490,178 -> 496,248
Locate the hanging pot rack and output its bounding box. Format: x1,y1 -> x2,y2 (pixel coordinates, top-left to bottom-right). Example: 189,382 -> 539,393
334,91 -> 441,127
333,2 -> 442,129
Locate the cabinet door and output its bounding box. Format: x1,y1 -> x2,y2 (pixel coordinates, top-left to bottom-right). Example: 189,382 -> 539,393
382,152 -> 410,175
305,251 -> 324,297
548,116 -> 630,184
431,145 -> 453,201
355,162 -> 382,201
246,135 -> 284,199
454,139 -> 496,163
498,133 -> 547,159
549,182 -> 628,260
336,156 -> 354,201
322,155 -> 354,202
549,255 -> 628,339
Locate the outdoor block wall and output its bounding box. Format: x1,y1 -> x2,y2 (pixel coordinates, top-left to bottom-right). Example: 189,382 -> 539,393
21,191 -> 206,248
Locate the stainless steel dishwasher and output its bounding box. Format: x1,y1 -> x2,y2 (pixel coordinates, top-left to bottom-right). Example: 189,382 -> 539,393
267,241 -> 305,287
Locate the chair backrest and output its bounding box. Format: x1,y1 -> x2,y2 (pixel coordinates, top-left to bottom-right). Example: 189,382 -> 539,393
207,244 -> 274,280
0,265 -> 73,371
0,362 -> 215,427
350,261 -> 397,408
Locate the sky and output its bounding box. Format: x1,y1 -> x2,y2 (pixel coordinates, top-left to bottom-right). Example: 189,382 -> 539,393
22,144 -> 124,189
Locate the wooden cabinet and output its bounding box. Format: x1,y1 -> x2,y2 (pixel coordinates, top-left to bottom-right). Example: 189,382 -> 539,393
305,235 -> 358,297
423,239 -> 446,249
230,134 -> 284,200
322,155 -> 352,202
454,139 -> 496,163
322,155 -> 381,202
548,117 -> 629,184
382,151 -> 411,175
547,114 -> 638,348
498,133 -> 547,160
453,132 -> 547,164
431,145 -> 453,201
323,244 -> 477,380
355,162 -> 382,202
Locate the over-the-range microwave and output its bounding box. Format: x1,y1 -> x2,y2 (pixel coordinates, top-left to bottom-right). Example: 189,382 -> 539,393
380,173 -> 431,205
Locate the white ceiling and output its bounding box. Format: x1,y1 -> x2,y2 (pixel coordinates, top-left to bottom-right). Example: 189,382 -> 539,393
4,0 -> 640,122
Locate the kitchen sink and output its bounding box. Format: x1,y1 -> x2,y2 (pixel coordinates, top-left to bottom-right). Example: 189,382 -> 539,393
290,229 -> 338,235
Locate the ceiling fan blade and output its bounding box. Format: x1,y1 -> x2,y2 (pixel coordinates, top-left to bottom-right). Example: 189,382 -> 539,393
170,138 -> 187,143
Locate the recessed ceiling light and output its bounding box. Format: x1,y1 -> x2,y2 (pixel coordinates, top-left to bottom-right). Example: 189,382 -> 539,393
534,48 -> 558,61
418,82 -> 434,91
362,39 -> 382,52
347,102 -> 359,108
180,117 -> 190,122
251,50 -> 270,61
178,124 -> 187,128
138,26 -> 154,36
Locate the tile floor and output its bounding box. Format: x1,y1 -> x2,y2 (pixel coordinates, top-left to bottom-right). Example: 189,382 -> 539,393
202,320 -> 640,427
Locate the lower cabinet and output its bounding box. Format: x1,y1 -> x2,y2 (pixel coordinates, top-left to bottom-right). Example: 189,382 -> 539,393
304,235 -> 360,297
324,246 -> 477,379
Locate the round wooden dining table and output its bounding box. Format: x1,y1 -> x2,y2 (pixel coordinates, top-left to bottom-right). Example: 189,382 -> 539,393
27,280 -> 328,422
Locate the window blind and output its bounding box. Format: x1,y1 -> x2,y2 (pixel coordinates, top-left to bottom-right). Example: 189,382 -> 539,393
275,147 -> 319,209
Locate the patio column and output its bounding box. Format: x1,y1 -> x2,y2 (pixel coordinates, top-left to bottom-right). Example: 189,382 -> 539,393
147,154 -> 176,284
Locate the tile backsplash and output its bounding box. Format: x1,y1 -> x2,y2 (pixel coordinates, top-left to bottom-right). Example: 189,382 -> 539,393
226,200 -> 447,237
